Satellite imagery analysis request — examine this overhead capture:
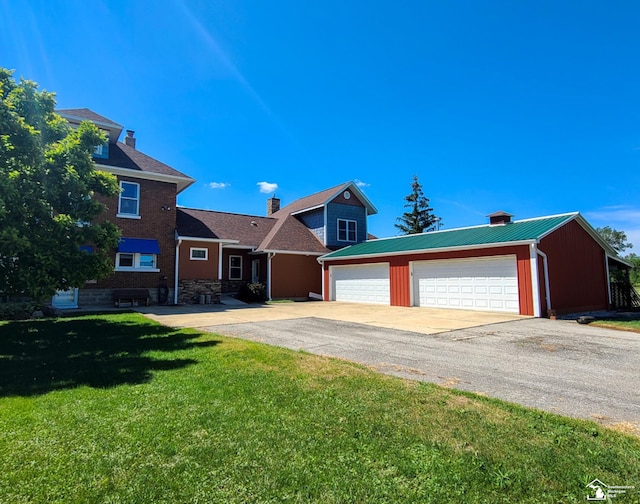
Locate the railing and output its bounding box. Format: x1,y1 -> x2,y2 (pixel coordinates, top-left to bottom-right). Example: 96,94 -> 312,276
610,281 -> 640,310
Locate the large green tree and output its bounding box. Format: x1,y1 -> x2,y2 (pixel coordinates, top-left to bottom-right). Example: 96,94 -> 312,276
395,174 -> 440,234
596,226 -> 633,255
0,68 -> 120,302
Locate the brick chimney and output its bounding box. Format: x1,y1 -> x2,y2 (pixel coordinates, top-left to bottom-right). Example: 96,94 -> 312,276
487,210 -> 514,225
267,195 -> 280,215
124,129 -> 136,149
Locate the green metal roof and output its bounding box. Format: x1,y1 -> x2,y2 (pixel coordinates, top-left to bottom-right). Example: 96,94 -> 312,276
320,213 -> 577,261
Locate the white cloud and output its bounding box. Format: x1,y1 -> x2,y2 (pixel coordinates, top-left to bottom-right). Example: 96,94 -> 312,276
355,179 -> 370,188
208,182 -> 230,189
584,209 -> 640,222
257,181 -> 278,194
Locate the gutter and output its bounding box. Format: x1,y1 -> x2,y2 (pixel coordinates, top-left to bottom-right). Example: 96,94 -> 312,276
318,239 -> 538,263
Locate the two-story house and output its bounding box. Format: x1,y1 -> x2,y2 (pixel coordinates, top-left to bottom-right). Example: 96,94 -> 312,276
52,109 -> 194,308
51,109 -> 376,307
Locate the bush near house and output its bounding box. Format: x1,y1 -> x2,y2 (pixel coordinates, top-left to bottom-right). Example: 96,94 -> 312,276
0,313 -> 638,503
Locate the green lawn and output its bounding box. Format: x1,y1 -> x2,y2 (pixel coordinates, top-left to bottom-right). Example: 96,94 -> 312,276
592,319 -> 640,333
0,314 -> 638,503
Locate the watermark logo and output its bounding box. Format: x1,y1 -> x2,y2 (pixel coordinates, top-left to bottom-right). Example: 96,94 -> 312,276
586,479 -> 635,501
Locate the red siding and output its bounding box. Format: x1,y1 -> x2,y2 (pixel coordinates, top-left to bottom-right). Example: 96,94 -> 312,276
271,254 -> 322,299
179,240 -> 220,280
323,245 -> 534,315
539,220 -> 608,314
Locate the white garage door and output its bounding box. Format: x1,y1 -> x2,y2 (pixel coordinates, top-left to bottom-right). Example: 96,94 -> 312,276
412,256 -> 519,313
331,263 -> 390,304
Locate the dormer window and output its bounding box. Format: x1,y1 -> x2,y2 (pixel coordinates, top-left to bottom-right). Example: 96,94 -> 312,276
338,219 -> 357,242
92,129 -> 109,159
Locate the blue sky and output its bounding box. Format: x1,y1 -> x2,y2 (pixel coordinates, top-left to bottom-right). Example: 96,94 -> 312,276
2,0 -> 639,251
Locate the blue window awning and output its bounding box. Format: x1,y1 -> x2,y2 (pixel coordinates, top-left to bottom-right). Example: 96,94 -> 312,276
118,238 -> 160,254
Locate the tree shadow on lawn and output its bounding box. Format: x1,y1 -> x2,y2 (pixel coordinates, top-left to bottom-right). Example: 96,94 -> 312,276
0,317 -> 219,397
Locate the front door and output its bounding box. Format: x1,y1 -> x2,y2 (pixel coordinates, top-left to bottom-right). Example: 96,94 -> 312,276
252,259 -> 260,283
52,288 -> 79,309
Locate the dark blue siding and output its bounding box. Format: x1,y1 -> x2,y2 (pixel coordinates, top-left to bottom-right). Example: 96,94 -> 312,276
326,203 -> 366,248
298,208 -> 325,243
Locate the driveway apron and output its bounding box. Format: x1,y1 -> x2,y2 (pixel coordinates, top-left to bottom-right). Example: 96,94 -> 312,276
138,303 -> 640,432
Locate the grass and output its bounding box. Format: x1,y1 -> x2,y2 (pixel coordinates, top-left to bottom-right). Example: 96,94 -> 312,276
591,318 -> 640,333
0,313 -> 639,503
590,313 -> 640,332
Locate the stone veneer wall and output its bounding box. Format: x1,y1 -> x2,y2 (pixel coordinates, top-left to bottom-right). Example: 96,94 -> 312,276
222,280 -> 245,294
179,279 -> 222,304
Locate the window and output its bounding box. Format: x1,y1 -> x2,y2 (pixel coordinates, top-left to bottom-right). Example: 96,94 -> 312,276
116,252 -> 158,271
229,255 -> 242,280
118,181 -> 140,218
337,219 -> 357,242
190,248 -> 208,260
92,129 -> 109,159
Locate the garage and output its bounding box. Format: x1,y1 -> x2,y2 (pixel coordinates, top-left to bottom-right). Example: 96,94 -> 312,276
412,255 -> 519,313
321,212 -> 627,316
330,263 -> 390,304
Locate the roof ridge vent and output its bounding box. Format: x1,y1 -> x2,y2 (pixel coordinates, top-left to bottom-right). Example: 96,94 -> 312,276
487,210 -> 514,225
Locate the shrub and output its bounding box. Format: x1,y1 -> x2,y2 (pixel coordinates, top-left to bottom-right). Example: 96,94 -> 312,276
237,282 -> 266,303
0,302 -> 40,320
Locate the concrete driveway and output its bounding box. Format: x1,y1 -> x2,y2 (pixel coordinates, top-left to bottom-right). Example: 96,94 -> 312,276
139,302 -> 640,432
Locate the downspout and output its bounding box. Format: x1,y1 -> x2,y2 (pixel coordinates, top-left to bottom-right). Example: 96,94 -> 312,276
605,254 -> 612,306
316,257 -> 325,301
529,243 -> 542,317
174,236 -> 183,305
536,248 -> 552,313
218,244 -> 224,280
267,252 -> 277,300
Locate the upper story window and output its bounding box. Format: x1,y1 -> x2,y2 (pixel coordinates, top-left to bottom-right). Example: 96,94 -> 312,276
337,219 -> 357,242
229,255 -> 242,280
190,248 -> 208,260
92,129 -> 109,159
118,181 -> 140,218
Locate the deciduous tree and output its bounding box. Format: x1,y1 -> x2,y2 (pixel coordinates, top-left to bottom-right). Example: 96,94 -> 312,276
0,68 -> 120,302
596,226 -> 633,255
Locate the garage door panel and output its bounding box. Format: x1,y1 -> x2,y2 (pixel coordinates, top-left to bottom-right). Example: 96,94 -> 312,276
413,256 -> 519,313
331,263 -> 390,304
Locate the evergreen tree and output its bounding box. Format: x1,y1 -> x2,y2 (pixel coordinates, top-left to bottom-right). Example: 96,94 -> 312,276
395,175 -> 439,234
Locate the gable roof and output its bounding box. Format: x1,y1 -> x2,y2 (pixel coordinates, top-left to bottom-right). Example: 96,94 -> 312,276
270,181 -> 377,218
57,108 -> 123,130
57,108 -> 194,192
320,213 -> 598,261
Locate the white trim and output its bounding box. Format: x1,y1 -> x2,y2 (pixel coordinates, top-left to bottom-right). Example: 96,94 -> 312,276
229,255 -> 243,280
189,247 -> 208,261
96,164 -> 195,193
530,244 -> 541,317
218,244 -> 224,279
537,248 -> 552,312
223,245 -> 256,251
118,180 -> 140,217
409,261 -> 415,307
291,204 -> 324,216
178,236 -> 239,245
115,252 -> 159,271
337,218 -> 357,242
261,249 -> 325,256
267,252 -> 276,300
319,239 -> 537,262
605,254 -> 613,305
